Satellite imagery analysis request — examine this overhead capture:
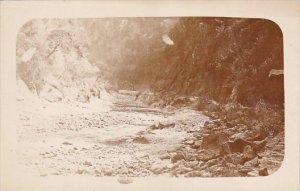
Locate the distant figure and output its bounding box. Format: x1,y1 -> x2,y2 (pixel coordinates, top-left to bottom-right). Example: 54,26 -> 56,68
135,91 -> 142,101
97,89 -> 101,99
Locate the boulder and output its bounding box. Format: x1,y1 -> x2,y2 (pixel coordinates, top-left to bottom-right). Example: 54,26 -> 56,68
201,132 -> 229,155
150,163 -> 166,175
171,152 -> 185,163
83,161 -> 93,166
185,139 -> 195,145
247,170 -> 259,176
150,122 -> 175,130
191,140 -> 201,149
243,145 -> 256,161
252,138 -> 268,152
227,153 -> 244,165
206,159 -> 219,167
160,153 -> 171,160
244,157 -> 259,167
103,167 -> 113,176
133,136 -> 150,144
258,167 -> 269,176
175,164 -> 192,174
223,138 -> 251,154
62,141 -> 73,145
197,150 -> 218,162
238,167 -> 252,176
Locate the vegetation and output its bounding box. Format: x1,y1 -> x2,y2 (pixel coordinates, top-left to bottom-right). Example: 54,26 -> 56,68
125,17 -> 283,108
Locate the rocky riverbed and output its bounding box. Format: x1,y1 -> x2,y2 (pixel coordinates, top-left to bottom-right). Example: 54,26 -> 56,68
16,89 -> 284,179
17,90 -> 208,178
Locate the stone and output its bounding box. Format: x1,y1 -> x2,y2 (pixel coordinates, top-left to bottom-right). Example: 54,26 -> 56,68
224,138 -> 251,154
94,169 -> 101,175
228,153 -> 244,165
206,159 -> 219,167
76,169 -> 86,174
238,167 -> 252,176
185,140 -> 195,145
159,153 -> 171,160
244,157 -> 259,167
230,132 -> 245,141
103,168 -> 113,176
191,140 -> 201,149
166,164 -> 174,169
150,163 -> 166,175
150,122 -> 175,130
185,170 -> 202,177
243,145 -> 256,161
252,139 -> 268,152
247,170 -> 259,177
119,167 -> 129,174
176,164 -> 192,174
200,170 -> 212,177
171,152 -> 185,163
258,167 -> 268,176
201,132 -> 229,155
62,141 -> 72,145
197,149 -> 219,162
83,161 -> 92,166
186,161 -> 199,168
133,136 -> 150,144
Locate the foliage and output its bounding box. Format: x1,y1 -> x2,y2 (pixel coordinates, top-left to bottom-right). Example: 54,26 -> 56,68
126,18 -> 283,107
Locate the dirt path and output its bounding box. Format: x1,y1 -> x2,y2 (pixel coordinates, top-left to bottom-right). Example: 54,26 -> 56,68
17,90 -> 208,177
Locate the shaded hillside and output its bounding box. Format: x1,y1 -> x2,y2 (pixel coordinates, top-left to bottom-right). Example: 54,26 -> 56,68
82,18 -> 178,88
126,17 -> 284,107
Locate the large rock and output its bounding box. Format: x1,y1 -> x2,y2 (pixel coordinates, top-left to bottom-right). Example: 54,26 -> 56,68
243,145 -> 256,161
159,153 -> 171,160
133,136 -> 150,144
150,163 -> 166,175
244,157 -> 259,167
150,122 -> 175,130
103,167 -> 113,176
191,140 -> 201,149
197,150 -> 218,162
221,138 -> 252,155
258,167 -> 269,176
171,152 -> 185,163
225,153 -> 244,165
201,132 -> 229,155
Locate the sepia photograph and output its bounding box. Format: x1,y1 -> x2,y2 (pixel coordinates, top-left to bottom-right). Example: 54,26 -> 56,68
1,1 -> 299,191
16,17 -> 284,178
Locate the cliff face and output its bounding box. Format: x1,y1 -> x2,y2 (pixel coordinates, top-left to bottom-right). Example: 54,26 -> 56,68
126,18 -> 283,108
17,19 -> 100,102
17,17 -> 283,107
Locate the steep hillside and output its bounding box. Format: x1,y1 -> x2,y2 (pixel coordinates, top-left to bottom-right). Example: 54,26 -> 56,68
125,17 -> 283,108
82,18 -> 178,88
17,19 -> 101,102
